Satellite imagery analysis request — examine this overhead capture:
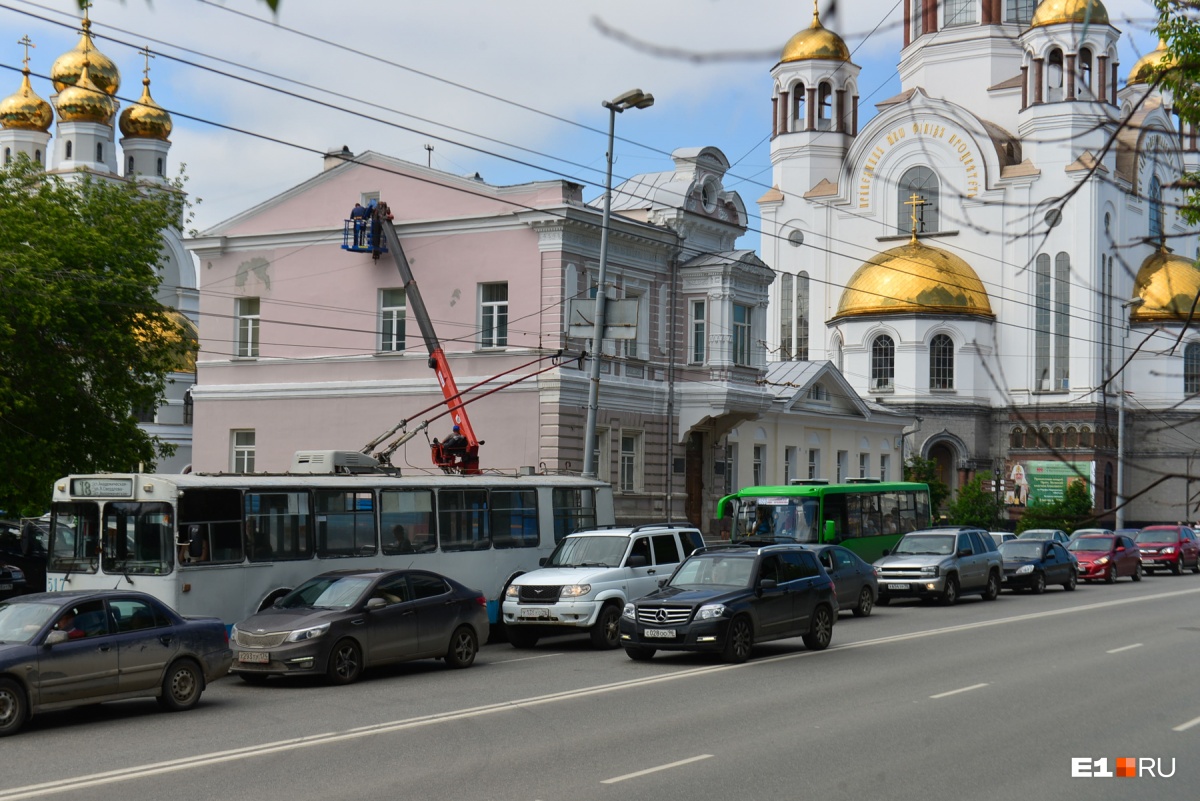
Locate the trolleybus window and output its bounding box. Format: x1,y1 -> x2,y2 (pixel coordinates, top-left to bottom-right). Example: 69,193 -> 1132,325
490,489 -> 538,549
439,489 -> 489,551
552,487 -> 597,543
315,491 -> 377,557
380,488 -> 436,554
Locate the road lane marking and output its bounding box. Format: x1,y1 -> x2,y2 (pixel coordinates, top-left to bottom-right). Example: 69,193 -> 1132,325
1106,643 -> 1143,654
493,652 -> 564,664
601,754 -> 713,784
930,682 -> 988,699
4,585 -> 1199,801
1173,714 -> 1200,732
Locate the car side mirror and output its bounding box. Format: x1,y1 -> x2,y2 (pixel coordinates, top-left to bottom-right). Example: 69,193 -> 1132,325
958,549 -> 972,557
365,597 -> 386,611
657,578 -> 667,588
1116,546 -> 1125,552
538,557 -> 548,567
44,630 -> 68,646
759,578 -> 778,590
626,554 -> 648,569
881,549 -> 890,557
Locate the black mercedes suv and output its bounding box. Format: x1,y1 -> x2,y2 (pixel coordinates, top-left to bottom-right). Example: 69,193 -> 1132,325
617,544 -> 837,663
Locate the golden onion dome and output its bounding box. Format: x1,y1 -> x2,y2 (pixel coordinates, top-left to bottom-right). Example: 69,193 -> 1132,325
781,6 -> 850,63
54,63 -> 115,125
1030,0 -> 1109,28
133,311 -> 198,373
836,240 -> 994,318
119,78 -> 172,140
0,71 -> 53,132
1127,39 -> 1169,85
1130,246 -> 1200,323
50,17 -> 119,96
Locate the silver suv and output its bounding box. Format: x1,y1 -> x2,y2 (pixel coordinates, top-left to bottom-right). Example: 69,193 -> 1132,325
501,523 -> 704,649
874,527 -> 1002,606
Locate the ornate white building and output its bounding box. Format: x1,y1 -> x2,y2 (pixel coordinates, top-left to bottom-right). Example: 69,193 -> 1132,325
762,1 -> 1198,524
0,12 -> 197,472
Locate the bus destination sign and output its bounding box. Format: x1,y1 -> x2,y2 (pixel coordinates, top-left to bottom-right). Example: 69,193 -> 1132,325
71,478 -> 134,498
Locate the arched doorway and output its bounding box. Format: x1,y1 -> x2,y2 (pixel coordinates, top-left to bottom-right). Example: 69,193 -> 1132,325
926,440 -> 959,501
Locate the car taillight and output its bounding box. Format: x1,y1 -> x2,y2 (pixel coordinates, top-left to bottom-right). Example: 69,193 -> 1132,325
475,595 -> 487,607
829,580 -> 836,597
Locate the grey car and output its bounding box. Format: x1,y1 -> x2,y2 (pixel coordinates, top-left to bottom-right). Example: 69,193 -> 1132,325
804,544 -> 879,617
0,590 -> 232,736
231,568 -> 487,685
874,528 -> 1002,606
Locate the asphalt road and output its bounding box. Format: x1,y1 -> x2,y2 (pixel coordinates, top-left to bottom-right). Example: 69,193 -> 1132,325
3,574 -> 1198,801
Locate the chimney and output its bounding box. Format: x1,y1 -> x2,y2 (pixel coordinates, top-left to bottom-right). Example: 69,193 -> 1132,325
323,145 -> 353,172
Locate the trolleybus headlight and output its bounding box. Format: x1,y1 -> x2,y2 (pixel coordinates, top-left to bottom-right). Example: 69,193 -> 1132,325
287,622 -> 330,642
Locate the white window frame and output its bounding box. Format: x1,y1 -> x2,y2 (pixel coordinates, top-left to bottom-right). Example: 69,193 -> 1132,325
732,303 -> 752,366
236,297 -> 260,358
232,430 -> 256,473
836,450 -> 848,483
753,445 -> 765,486
880,453 -> 891,482
480,282 -> 508,349
859,453 -> 870,478
380,288 -> 406,352
808,448 -> 820,480
619,430 -> 643,493
784,447 -> 796,485
689,299 -> 707,365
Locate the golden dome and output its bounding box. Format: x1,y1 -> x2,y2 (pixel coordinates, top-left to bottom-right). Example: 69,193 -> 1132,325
134,311 -> 198,373
119,79 -> 172,140
50,16 -> 119,96
836,240 -> 994,318
1030,0 -> 1109,28
1127,39 -> 1169,85
54,63 -> 115,125
1130,246 -> 1200,323
0,71 -> 52,132
781,6 -> 850,63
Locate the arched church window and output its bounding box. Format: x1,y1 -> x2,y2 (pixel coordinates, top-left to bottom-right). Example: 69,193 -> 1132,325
817,82 -> 833,130
1054,253 -> 1071,391
1047,49 -> 1064,101
34,149 -> 41,164
1078,47 -> 1093,97
871,335 -> 895,392
1080,426 -> 1093,448
833,334 -> 844,372
944,0 -> 976,26
1149,176 -> 1164,245
128,156 -> 135,174
1010,428 -> 1023,449
1039,426 -> 1051,448
65,140 -> 72,159
1024,427 -> 1038,449
912,0 -> 925,39
1066,427 -> 1079,448
1053,427 -> 1065,449
1185,342 -> 1200,395
157,157 -> 164,176
1005,0 -> 1035,24
3,148 -> 9,165
779,273 -> 793,360
897,166 -> 940,235
792,83 -> 806,132
96,142 -> 103,162
796,272 -> 810,361
930,333 -> 954,390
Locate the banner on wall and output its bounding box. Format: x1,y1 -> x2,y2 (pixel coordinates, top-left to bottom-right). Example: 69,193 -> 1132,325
1004,460 -> 1094,507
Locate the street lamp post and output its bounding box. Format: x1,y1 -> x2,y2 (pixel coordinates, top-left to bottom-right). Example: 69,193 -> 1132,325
1115,296 -> 1144,528
581,89 -> 654,479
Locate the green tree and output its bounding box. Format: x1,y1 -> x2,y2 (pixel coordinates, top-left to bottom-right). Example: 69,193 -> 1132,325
1016,480 -> 1096,534
946,475 -> 1002,530
903,455 -> 950,515
1154,0 -> 1200,224
0,157 -> 191,516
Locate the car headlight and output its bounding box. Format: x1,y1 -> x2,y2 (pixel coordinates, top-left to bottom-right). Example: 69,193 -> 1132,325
696,603 -> 726,620
1095,556 -> 1109,565
286,622 -> 330,642
919,565 -> 940,577
622,603 -> 636,620
1016,565 -> 1034,575
230,624 -> 240,643
1163,546 -> 1176,554
505,584 -> 520,598
559,584 -> 592,598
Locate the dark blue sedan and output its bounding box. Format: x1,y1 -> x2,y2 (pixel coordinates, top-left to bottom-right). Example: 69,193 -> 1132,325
803,544 -> 880,617
0,590 -> 232,736
999,540 -> 1077,593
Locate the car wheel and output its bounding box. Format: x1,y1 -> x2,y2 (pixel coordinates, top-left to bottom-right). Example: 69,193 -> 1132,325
624,647 -> 655,661
722,616 -> 754,663
1171,558 -> 1183,576
445,626 -> 478,669
589,604 -> 622,650
876,595 -> 891,606
238,673 -> 270,685
853,586 -> 874,617
506,627 -> 540,649
1106,565 -> 1118,584
1031,572 -> 1046,595
1192,557 -> 1200,574
1132,562 -> 1143,582
982,571 -> 1000,601
326,639 -> 363,685
0,678 -> 27,737
939,576 -> 959,606
1064,570 -> 1077,591
802,605 -> 834,651
157,659 -> 204,711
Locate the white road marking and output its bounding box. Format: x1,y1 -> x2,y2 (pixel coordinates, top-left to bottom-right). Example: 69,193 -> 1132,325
4,585 -> 1199,801
602,754 -> 714,784
1172,714 -> 1200,732
1105,643 -> 1143,654
492,652 -> 564,664
930,682 -> 988,699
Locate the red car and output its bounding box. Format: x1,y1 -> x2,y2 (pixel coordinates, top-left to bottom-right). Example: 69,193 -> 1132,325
1135,526 -> 1200,575
1067,534 -> 1142,583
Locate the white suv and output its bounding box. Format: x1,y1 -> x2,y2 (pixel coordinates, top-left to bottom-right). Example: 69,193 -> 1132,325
501,523 -> 705,649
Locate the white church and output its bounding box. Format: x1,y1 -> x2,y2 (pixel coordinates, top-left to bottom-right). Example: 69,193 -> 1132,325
761,0 -> 1199,525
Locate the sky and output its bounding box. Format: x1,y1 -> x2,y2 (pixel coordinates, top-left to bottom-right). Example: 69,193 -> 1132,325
0,0 -> 1168,249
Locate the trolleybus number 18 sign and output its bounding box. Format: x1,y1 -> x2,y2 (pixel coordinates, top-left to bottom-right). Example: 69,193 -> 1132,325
70,478 -> 134,497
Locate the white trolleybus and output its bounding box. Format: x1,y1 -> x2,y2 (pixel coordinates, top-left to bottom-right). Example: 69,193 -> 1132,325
46,451 -> 614,631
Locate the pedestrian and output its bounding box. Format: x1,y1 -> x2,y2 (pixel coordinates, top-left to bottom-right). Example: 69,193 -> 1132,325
350,201 -> 370,247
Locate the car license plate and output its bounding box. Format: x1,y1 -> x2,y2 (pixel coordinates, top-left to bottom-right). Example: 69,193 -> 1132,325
0,583 -> 11,591
238,651 -> 269,664
520,607 -> 550,619
644,628 -> 675,638
887,583 -> 908,590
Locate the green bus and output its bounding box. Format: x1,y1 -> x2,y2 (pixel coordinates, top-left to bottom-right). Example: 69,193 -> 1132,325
716,479 -> 932,562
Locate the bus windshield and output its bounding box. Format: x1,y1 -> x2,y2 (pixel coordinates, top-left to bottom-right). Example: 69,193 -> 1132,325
731,498 -> 819,542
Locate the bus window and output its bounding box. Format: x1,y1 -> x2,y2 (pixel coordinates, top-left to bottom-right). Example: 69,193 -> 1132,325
49,502 -> 100,573
315,491 -> 377,557
380,488 -> 435,554
102,502 -> 173,575
490,490 -> 538,549
552,488 -> 597,543
439,489 -> 489,551
179,488 -> 244,563
245,492 -> 312,561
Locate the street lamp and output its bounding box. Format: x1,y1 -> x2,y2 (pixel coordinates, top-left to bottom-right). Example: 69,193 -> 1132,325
1115,296 -> 1144,528
581,89 -> 654,479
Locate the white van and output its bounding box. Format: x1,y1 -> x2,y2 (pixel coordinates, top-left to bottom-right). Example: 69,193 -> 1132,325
500,523 -> 705,649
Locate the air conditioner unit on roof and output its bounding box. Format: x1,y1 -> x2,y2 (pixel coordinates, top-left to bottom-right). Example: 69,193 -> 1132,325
290,450 -> 380,474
